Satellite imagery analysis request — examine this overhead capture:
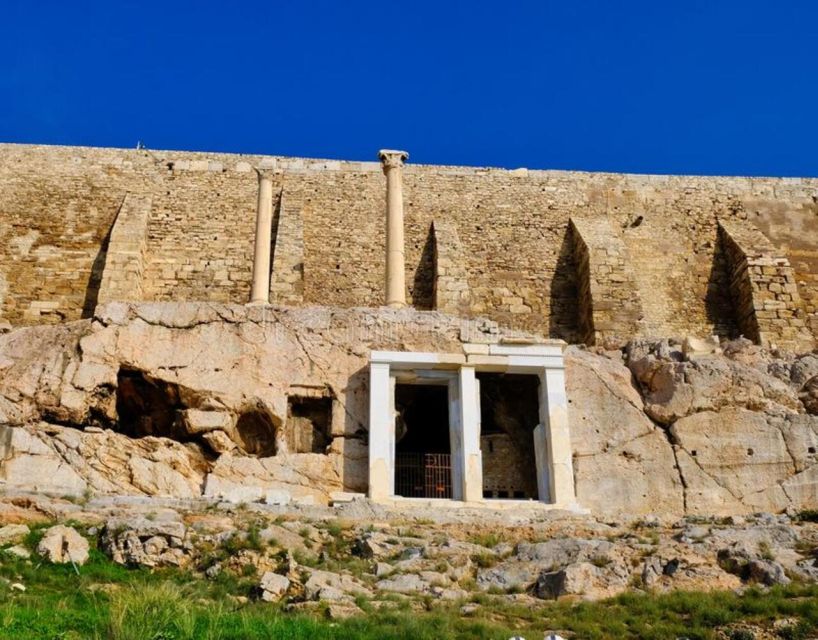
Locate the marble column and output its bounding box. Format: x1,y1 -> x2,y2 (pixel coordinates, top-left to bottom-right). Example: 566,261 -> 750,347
368,362 -> 395,501
538,366 -> 576,505
378,149 -> 409,308
250,173 -> 274,304
457,365 -> 483,502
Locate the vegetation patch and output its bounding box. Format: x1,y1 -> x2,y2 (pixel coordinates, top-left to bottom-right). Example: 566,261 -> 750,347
1,545 -> 818,640
3,519 -> 818,640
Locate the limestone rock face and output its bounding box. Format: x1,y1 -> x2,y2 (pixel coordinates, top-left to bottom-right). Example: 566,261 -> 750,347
0,423 -> 206,498
628,342 -> 800,425
671,409 -> 796,515
0,303 -> 468,505
565,348 -> 684,515
203,452 -> 341,505
622,338 -> 818,516
0,302 -> 817,516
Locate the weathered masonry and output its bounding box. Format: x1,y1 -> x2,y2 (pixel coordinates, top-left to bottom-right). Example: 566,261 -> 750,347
1,143 -> 817,351
1,133 -> 818,516
367,343 -> 578,509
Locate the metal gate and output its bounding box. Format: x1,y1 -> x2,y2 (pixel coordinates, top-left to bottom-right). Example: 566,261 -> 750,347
395,452 -> 452,499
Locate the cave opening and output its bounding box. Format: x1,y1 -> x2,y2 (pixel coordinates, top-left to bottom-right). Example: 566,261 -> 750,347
394,383 -> 451,499
235,409 -> 277,457
478,372 -> 540,500
115,368 -> 187,439
286,395 -> 332,453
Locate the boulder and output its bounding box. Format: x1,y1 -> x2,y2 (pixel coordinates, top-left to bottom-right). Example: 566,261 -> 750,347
5,545 -> 30,559
257,524 -> 310,554
178,409 -> 234,436
628,343 -> 801,424
534,562 -> 606,600
641,556 -> 680,587
326,603 -> 362,619
202,430 -> 237,454
477,561 -> 538,592
747,559 -> 790,586
36,525 -> 89,565
101,514 -> 190,567
259,571 -> 290,601
792,559 -> 818,581
351,531 -> 394,559
0,523 -> 29,545
375,572 -> 430,594
801,376 -> 818,415
303,568 -> 371,601
682,336 -> 721,357
791,354 -> 818,387
641,556 -> 664,587
516,538 -> 614,566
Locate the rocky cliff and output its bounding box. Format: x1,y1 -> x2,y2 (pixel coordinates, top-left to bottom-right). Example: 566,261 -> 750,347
0,302 -> 816,517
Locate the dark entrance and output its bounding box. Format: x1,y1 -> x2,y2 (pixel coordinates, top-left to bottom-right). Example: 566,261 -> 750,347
478,373 -> 540,500
286,395 -> 332,453
394,383 -> 452,498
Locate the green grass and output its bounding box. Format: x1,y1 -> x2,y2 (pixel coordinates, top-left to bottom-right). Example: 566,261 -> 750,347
2,540 -> 818,639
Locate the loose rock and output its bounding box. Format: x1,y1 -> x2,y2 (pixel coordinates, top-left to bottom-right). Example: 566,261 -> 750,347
259,571 -> 290,601
36,525 -> 89,565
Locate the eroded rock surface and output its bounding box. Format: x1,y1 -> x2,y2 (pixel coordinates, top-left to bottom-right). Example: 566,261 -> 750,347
0,302 -> 816,516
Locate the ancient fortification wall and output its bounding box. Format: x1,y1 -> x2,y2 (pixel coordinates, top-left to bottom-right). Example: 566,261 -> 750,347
1,143 -> 816,348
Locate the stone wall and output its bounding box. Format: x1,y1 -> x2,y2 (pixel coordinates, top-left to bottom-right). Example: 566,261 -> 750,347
432,220 -> 471,316
718,220 -> 813,351
480,432 -> 536,499
270,189 -> 305,305
1,144 -> 817,348
97,194 -> 151,303
569,217 -> 643,345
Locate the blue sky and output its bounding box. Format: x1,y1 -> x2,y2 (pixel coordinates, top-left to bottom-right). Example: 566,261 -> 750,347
1,1 -> 816,176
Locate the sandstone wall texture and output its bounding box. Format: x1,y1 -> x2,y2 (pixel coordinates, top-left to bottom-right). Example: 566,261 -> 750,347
0,302 -> 816,516
1,144 -> 816,349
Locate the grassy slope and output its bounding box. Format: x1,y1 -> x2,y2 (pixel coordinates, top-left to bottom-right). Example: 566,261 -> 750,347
2,522 -> 818,640
1,548 -> 818,640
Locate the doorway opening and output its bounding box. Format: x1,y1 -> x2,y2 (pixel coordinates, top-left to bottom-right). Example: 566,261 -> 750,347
478,372 -> 540,500
394,383 -> 452,499
286,395 -> 332,453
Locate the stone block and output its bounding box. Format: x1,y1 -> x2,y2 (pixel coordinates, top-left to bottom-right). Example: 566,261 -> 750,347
180,410 -> 234,435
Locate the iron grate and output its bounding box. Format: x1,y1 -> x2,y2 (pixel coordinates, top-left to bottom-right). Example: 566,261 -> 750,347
395,452 -> 452,499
